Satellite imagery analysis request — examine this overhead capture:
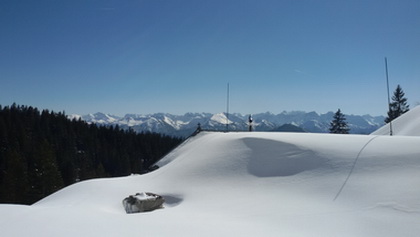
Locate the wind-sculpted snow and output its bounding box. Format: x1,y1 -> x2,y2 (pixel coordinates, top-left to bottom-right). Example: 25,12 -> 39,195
372,105 -> 420,136
1,132 -> 420,237
243,138 -> 327,177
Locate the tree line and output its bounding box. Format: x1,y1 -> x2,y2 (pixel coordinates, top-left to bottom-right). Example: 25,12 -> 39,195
329,84 -> 410,134
0,104 -> 183,204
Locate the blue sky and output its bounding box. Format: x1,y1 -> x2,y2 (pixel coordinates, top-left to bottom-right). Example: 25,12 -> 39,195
1,0 -> 419,116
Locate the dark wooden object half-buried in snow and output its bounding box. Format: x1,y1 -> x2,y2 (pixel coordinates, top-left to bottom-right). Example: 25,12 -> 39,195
123,192 -> 165,213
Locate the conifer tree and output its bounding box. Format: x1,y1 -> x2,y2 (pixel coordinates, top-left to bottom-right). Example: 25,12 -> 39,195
0,150 -> 29,203
0,104 -> 183,204
329,109 -> 350,134
385,85 -> 409,123
34,139 -> 64,198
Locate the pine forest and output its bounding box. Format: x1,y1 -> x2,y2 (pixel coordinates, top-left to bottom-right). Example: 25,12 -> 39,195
0,104 -> 183,204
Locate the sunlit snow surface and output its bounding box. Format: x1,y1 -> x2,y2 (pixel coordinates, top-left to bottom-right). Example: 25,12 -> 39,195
371,105 -> 420,136
1,108 -> 420,236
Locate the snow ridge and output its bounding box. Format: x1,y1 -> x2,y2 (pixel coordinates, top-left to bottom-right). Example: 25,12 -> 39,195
371,105 -> 420,136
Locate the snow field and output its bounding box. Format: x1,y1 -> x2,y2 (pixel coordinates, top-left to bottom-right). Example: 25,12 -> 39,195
372,105 -> 420,136
1,121 -> 420,236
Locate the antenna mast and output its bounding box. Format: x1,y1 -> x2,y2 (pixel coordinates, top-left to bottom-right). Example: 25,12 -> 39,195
226,83 -> 230,132
385,57 -> 393,136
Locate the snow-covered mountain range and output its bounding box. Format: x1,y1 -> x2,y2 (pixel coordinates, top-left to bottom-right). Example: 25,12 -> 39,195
69,111 -> 385,137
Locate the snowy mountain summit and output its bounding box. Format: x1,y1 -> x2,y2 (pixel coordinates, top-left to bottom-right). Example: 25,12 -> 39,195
1,107 -> 420,236
72,111 -> 385,137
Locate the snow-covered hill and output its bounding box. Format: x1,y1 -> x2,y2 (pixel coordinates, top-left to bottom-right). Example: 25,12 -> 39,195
371,105 -> 420,136
1,128 -> 419,236
70,111 -> 385,137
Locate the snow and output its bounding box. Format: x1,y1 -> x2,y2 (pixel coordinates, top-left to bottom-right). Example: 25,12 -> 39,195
67,114 -> 81,120
210,112 -> 232,125
1,128 -> 420,235
120,117 -> 144,126
371,105 -> 420,136
131,192 -> 157,201
84,112 -> 120,124
163,115 -> 187,130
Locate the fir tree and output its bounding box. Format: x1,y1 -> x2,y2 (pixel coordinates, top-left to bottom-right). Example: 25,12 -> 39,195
329,109 -> 350,134
385,85 -> 409,123
0,104 -> 183,204
32,139 -> 64,199
0,150 -> 29,203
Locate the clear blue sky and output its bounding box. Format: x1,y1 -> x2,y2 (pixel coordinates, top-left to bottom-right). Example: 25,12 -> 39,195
1,0 -> 419,116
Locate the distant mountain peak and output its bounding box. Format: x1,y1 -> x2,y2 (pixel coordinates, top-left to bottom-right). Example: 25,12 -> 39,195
210,113 -> 232,125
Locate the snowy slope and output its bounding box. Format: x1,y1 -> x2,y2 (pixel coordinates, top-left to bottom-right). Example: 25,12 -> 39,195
371,105 -> 420,136
1,132 -> 420,236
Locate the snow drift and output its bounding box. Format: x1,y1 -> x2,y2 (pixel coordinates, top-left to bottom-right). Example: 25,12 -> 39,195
371,105 -> 420,136
1,130 -> 420,236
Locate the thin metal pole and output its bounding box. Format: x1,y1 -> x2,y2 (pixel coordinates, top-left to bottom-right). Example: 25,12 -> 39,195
385,57 -> 393,136
226,83 -> 229,132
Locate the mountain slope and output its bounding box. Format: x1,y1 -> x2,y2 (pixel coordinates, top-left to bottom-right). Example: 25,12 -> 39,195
371,105 -> 420,136
1,131 -> 419,236
71,111 -> 385,137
